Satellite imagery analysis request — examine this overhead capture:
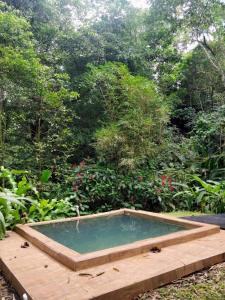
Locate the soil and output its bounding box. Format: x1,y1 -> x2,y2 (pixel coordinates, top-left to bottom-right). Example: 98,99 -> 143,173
0,271 -> 19,300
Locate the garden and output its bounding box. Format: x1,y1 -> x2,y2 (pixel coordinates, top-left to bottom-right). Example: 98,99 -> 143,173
0,0 -> 225,299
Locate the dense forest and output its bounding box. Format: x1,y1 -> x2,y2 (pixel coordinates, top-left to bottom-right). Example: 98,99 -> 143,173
0,0 -> 225,237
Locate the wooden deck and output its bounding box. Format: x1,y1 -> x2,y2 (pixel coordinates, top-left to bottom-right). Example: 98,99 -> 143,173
1,230 -> 225,300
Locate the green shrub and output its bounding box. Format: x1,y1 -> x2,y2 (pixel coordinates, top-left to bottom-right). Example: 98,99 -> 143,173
79,62 -> 169,170
193,176 -> 225,213
65,163 -> 183,213
0,167 -> 75,239
174,176 -> 225,213
28,198 -> 75,222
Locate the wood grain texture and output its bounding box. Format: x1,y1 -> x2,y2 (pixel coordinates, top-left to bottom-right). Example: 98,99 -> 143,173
1,231 -> 225,299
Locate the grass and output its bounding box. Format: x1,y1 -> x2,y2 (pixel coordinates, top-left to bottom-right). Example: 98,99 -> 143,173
137,262 -> 225,300
162,211 -> 209,218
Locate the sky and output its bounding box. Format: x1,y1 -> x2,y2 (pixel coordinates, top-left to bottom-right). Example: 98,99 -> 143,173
130,0 -> 149,9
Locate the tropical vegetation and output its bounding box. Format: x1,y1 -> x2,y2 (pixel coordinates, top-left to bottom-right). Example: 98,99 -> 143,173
0,0 -> 225,238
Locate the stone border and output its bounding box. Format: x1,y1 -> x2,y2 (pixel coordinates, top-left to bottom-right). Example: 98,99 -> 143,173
15,209 -> 220,271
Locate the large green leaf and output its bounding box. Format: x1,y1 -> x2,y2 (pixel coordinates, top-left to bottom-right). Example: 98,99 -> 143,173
40,170 -> 52,183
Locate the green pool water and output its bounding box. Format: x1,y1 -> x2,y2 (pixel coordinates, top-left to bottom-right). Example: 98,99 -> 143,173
32,214 -> 187,254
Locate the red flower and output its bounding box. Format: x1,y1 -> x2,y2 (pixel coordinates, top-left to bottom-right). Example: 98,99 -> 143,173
72,185 -> 79,192
167,177 -> 175,192
138,176 -> 143,182
170,186 -> 175,192
161,175 -> 167,187
79,160 -> 85,168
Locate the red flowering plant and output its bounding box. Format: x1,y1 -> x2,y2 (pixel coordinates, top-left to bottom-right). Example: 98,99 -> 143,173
66,162 -> 182,214
156,175 -> 175,193
71,161 -> 87,193
152,174 -> 178,211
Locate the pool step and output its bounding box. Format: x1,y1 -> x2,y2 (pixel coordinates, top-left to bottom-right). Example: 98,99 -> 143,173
1,230 -> 225,299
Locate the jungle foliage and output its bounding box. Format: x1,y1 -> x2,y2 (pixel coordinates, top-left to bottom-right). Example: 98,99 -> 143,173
0,0 -> 225,237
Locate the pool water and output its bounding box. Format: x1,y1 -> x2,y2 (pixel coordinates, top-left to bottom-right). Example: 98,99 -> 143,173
33,215 -> 187,254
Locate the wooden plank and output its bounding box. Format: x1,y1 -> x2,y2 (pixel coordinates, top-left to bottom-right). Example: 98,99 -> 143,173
1,231 -> 225,299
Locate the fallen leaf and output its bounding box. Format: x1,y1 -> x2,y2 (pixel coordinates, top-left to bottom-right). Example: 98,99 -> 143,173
78,273 -> 93,277
150,246 -> 161,253
113,267 -> 120,272
95,271 -> 105,277
21,242 -> 30,248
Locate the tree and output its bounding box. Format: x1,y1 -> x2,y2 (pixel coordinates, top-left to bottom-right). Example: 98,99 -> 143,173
60,0 -> 150,78
0,2 -> 78,174
77,62 -> 169,169
145,0 -> 225,88
0,2 -> 42,165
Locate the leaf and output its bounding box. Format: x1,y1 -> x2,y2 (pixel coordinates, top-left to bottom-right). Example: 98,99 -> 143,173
40,170 -> 52,183
113,267 -> 120,272
17,176 -> 31,196
0,211 -> 6,239
193,176 -> 211,192
196,191 -> 207,204
0,190 -> 28,207
95,271 -> 105,277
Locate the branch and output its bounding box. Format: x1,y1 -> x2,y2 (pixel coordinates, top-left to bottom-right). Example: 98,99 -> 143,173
198,41 -> 225,88
201,35 -> 216,57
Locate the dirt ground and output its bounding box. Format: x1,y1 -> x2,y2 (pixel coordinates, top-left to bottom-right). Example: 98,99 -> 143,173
0,271 -> 19,300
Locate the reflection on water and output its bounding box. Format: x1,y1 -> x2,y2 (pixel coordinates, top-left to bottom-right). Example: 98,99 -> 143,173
120,220 -> 137,232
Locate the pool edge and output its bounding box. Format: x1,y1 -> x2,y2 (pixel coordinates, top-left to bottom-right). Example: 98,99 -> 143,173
15,209 -> 220,271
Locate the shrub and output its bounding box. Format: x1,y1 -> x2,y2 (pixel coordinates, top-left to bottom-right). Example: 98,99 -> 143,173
174,176 -> 225,213
65,163 -> 183,213
0,167 -> 75,239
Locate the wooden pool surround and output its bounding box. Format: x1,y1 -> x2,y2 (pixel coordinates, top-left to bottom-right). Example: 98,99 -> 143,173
15,209 -> 219,271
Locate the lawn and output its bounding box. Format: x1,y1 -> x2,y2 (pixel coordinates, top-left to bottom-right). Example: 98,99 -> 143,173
163,211 -> 209,218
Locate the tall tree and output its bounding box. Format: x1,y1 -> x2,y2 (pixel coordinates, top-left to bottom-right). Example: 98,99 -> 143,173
0,2 -> 78,173
145,0 -> 225,88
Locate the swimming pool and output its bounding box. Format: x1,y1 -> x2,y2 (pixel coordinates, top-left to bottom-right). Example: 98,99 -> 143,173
15,209 -> 218,271
32,214 -> 187,254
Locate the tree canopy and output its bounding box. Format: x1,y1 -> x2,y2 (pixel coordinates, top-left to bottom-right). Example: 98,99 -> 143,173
0,0 -> 225,231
